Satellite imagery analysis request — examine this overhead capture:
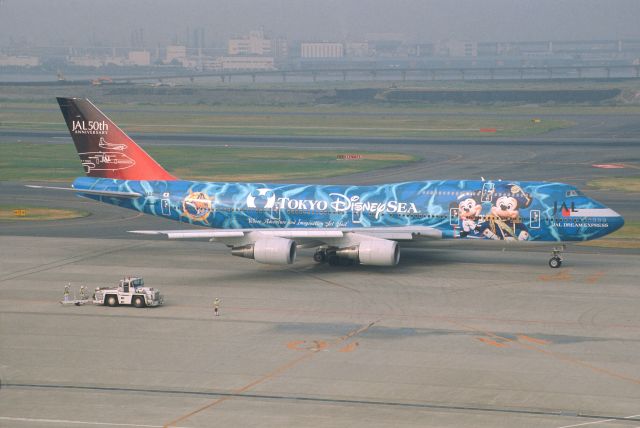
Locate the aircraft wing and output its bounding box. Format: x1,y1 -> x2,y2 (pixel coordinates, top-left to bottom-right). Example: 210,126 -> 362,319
129,226 -> 441,247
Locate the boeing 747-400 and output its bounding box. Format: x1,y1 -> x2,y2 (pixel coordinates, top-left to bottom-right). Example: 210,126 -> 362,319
29,98 -> 625,268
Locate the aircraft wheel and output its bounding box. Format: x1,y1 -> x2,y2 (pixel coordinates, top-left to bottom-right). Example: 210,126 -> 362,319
313,251 -> 326,263
549,257 -> 562,269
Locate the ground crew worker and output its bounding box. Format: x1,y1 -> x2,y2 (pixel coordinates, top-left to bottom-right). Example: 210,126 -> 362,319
64,283 -> 71,302
79,286 -> 87,300
213,298 -> 221,316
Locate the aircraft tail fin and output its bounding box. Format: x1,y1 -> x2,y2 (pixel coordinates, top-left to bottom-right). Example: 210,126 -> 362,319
56,97 -> 176,181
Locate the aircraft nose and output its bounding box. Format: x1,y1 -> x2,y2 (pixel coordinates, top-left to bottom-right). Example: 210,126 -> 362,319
607,210 -> 625,234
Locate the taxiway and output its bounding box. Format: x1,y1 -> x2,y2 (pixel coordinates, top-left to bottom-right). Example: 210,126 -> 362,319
1,130 -> 639,427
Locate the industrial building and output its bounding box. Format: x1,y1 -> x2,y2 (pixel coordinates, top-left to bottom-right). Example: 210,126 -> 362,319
301,42 -> 344,58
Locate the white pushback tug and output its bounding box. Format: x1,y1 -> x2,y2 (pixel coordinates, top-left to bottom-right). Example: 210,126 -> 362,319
93,277 -> 163,308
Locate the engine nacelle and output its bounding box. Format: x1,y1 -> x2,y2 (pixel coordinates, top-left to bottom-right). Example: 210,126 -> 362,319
335,240 -> 400,266
231,237 -> 296,265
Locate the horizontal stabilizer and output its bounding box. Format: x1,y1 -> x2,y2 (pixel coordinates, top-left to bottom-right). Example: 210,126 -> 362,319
25,184 -> 142,199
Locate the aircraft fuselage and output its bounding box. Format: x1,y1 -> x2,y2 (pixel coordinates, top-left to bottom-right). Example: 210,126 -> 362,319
74,176 -> 624,243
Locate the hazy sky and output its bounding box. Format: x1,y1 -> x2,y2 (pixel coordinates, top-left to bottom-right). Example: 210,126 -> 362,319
1,0 -> 639,47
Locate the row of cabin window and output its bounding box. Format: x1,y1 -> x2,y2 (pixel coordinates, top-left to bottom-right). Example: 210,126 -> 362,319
421,190 -> 516,197
212,208 -> 601,224
215,207 -> 537,221
216,207 -> 447,218
422,190 -> 481,196
214,209 -> 601,224
544,217 -> 599,222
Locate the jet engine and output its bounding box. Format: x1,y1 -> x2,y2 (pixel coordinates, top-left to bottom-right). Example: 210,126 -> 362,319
231,237 -> 297,265
335,239 -> 400,266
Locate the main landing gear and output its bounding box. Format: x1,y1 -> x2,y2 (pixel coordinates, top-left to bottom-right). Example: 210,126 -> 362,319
313,248 -> 354,266
313,248 -> 327,263
549,246 -> 565,269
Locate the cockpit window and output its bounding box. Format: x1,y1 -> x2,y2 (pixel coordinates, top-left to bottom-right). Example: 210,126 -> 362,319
565,190 -> 580,197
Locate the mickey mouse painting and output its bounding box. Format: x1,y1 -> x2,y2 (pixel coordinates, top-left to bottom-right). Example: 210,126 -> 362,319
451,192 -> 483,238
479,183 -> 532,241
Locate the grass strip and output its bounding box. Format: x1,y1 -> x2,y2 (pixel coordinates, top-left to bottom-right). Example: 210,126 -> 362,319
0,142 -> 417,182
588,177 -> 640,193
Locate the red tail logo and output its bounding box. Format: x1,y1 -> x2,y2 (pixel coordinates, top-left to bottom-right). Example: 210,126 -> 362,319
57,98 -> 176,181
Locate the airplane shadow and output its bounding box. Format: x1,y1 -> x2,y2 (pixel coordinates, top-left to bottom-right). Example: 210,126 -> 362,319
205,247 -> 554,283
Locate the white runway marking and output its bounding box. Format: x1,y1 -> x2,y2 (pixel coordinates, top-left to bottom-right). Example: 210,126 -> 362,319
556,414 -> 640,428
0,416 -> 189,428
556,420 -> 615,428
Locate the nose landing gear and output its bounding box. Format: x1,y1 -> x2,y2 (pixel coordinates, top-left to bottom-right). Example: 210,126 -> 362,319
549,245 -> 565,268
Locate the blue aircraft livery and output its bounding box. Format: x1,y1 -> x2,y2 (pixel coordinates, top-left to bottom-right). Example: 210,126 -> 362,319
33,98 -> 624,268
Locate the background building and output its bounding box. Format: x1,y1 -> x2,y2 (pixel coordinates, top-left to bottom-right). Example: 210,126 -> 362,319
165,45 -> 187,64
214,56 -> 275,70
130,28 -> 145,49
188,27 -> 205,50
345,42 -> 370,57
270,38 -> 289,58
436,40 -> 478,57
228,30 -> 272,56
0,55 -> 39,66
366,33 -> 405,57
127,50 -> 151,66
300,42 -> 344,58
